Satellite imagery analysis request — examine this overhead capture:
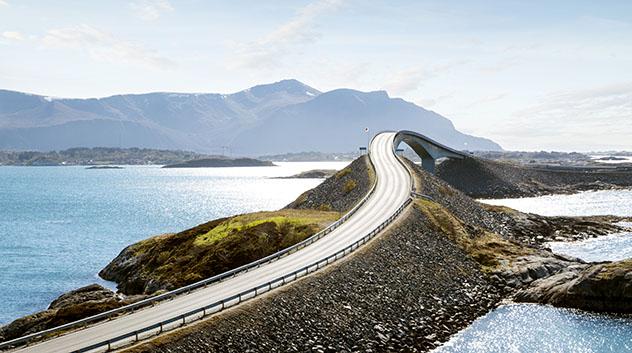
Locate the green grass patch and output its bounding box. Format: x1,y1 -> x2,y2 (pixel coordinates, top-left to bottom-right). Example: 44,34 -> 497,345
595,259 -> 632,280
194,209 -> 340,246
335,167 -> 352,179
343,179 -> 357,193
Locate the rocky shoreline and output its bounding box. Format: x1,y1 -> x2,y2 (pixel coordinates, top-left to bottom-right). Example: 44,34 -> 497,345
2,154 -> 632,351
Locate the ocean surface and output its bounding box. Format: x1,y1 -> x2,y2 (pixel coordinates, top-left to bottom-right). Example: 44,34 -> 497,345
479,189 -> 632,217
434,304 -> 632,353
436,190 -> 632,352
0,162 -> 348,324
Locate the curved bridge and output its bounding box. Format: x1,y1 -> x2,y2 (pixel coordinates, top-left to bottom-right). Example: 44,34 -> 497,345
5,130 -> 466,353
394,130 -> 469,174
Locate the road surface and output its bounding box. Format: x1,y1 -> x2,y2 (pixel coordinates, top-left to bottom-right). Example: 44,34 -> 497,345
16,132 -> 412,352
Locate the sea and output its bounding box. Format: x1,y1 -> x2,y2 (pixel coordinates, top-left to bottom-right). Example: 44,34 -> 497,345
3,165 -> 632,352
0,162 -> 348,324
433,190 -> 632,352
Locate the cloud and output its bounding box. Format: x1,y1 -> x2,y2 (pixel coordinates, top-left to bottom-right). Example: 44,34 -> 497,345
130,0 -> 173,21
466,93 -> 507,107
0,0 -> 7,6
232,0 -> 343,69
493,82 -> 632,150
2,31 -> 24,41
42,24 -> 176,69
385,61 -> 467,95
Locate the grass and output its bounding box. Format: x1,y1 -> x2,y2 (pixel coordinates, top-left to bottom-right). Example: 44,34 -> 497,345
335,167 -> 352,179
479,203 -> 521,216
343,179 -> 357,193
595,259 -> 632,280
414,199 -> 532,271
194,210 -> 339,246
114,209 -> 341,293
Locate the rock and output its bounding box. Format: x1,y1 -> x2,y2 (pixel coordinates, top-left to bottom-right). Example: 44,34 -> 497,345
515,260 -> 632,313
48,284 -> 118,310
0,284 -> 144,343
285,156 -> 373,213
436,156 -> 632,199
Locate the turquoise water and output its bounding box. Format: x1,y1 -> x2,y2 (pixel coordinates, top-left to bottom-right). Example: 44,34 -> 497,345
0,163 -> 346,324
434,304 -> 632,353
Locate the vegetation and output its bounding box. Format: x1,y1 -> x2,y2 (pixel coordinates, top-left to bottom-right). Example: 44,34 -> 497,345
414,199 -> 532,271
0,147 -> 219,166
595,259 -> 632,280
258,151 -> 361,162
343,179 -> 357,193
103,209 -> 340,294
336,167 -> 352,179
193,210 -> 339,246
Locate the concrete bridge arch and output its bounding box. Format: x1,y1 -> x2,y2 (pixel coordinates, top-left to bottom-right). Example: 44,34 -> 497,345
393,130 -> 468,174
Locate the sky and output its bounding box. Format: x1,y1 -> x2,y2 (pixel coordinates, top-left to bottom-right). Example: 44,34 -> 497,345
1,0 -> 631,152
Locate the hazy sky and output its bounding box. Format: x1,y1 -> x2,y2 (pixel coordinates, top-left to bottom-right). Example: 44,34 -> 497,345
1,0 -> 631,151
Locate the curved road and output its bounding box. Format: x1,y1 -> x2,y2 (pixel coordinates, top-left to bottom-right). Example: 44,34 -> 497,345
16,132 -> 411,353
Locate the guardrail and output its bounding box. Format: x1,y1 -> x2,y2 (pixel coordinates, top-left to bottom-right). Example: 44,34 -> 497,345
0,157 -> 380,351
76,197 -> 413,353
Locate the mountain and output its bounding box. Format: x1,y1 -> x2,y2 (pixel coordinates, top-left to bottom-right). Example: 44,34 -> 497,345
0,80 -> 501,154
234,89 -> 501,155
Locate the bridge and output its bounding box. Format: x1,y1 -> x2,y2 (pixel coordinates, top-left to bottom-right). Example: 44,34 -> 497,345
3,131 -> 466,353
394,130 -> 468,174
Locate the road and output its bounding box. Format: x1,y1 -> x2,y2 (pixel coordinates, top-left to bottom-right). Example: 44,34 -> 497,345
16,132 -> 412,353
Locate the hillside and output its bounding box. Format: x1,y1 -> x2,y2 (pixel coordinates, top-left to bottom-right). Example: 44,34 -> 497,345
0,80 -> 501,154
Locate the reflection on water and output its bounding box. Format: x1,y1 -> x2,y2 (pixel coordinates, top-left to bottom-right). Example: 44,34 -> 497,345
434,304 -> 632,353
479,189 -> 632,217
548,231 -> 632,262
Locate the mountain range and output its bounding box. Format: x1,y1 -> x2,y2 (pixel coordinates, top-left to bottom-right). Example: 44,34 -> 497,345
0,80 -> 501,155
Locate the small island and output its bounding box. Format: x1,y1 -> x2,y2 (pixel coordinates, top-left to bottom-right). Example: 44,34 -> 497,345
275,169 -> 337,179
162,157 -> 275,168
85,166 -> 124,170
596,156 -> 628,161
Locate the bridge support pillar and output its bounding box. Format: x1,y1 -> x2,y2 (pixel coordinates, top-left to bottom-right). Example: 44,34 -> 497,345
394,130 -> 467,175
421,157 -> 435,174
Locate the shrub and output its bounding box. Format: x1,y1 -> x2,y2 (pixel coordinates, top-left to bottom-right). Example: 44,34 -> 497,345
343,179 -> 357,193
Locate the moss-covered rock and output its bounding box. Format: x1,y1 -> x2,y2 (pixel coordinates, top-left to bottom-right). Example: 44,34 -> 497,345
100,209 -> 340,295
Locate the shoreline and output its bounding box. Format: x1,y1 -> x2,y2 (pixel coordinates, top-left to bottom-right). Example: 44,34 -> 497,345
3,156 -> 632,351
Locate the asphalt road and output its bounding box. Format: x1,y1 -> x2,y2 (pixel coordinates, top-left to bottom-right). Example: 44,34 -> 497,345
16,132 -> 412,353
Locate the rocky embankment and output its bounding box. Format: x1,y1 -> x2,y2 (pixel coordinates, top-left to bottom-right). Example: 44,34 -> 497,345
0,284 -> 146,342
124,202 -> 502,353
437,156 -> 632,198
286,156 -> 374,212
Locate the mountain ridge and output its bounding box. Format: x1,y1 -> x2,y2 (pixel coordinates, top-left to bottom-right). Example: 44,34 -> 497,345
0,80 -> 502,154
